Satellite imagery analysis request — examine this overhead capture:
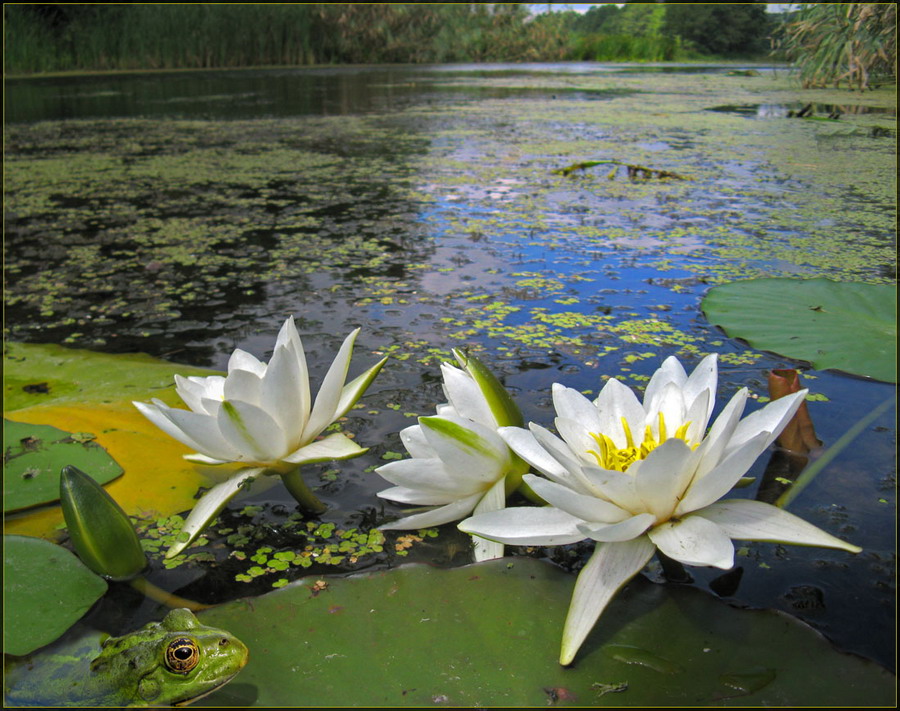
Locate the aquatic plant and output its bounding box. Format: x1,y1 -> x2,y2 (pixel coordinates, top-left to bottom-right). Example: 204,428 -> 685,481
134,317 -> 386,556
376,350 -> 529,561
460,354 -> 862,665
775,3 -> 897,90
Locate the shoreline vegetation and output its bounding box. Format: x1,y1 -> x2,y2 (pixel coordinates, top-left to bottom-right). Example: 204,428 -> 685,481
5,3 -> 775,75
4,4 -> 895,90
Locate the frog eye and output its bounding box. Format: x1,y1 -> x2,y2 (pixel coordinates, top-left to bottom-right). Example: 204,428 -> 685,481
165,638 -> 200,674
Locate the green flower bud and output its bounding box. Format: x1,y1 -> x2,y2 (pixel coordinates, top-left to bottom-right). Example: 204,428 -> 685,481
59,465 -> 146,581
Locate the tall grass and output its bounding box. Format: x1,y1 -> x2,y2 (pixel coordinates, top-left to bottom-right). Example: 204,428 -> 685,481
774,3 -> 897,90
4,4 -> 576,74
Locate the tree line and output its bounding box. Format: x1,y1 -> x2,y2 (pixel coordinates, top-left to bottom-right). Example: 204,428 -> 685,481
4,2 -> 896,88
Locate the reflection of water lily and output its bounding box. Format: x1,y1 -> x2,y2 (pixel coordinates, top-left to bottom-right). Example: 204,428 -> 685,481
460,354 -> 862,665
376,350 -> 528,561
135,317 -> 386,555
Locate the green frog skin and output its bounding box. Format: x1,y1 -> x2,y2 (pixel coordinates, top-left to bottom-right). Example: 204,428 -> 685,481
4,608 -> 249,707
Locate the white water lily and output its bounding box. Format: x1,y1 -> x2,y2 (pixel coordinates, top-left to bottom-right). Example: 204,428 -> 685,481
376,350 -> 528,561
459,354 -> 862,665
135,317 -> 385,469
134,317 -> 386,555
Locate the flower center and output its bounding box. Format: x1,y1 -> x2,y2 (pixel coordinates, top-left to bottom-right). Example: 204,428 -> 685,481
588,413 -> 692,472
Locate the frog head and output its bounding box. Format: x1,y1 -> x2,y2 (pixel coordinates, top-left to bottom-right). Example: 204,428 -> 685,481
89,608 -> 248,706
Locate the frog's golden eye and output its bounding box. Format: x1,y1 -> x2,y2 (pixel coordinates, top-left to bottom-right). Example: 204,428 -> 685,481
165,638 -> 200,674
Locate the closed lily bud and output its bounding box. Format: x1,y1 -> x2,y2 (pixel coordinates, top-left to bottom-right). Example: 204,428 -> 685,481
60,465 -> 146,581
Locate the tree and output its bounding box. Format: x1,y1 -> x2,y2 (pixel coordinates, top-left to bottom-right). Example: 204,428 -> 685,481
662,3 -> 772,56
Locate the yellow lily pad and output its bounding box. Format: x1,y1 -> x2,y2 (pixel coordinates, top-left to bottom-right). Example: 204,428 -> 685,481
3,343 -> 233,540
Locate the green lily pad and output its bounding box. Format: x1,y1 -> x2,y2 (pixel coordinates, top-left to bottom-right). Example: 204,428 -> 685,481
181,558 -> 891,707
3,535 -> 107,656
702,278 -> 896,382
3,419 -> 123,513
3,341 -> 216,413
3,343 -> 224,538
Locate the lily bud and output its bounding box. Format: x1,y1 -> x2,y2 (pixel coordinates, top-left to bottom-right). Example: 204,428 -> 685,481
59,465 -> 147,581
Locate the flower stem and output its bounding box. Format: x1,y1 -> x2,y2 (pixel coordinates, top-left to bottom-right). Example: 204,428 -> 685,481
280,468 -> 327,513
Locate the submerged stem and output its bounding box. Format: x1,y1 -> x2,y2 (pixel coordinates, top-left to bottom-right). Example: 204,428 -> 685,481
280,467 -> 327,513
129,576 -> 212,611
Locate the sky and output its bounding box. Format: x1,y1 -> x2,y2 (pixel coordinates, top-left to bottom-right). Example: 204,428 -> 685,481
528,3 -> 794,15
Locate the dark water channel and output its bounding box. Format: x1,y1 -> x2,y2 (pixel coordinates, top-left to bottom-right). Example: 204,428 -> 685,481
4,64 -> 896,673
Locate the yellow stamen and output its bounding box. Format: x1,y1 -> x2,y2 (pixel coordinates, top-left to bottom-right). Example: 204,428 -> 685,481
587,412 -> 695,473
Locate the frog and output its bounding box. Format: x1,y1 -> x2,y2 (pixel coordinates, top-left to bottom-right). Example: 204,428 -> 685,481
4,608 -> 248,707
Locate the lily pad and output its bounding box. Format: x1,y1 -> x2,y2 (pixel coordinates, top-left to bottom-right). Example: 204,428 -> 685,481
702,278 -> 896,382
3,341 -> 216,413
3,343 -> 227,538
3,420 -> 123,513
181,558 -> 892,707
3,535 -> 107,656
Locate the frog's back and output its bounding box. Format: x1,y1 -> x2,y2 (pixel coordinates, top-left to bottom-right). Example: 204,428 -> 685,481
4,631 -> 132,707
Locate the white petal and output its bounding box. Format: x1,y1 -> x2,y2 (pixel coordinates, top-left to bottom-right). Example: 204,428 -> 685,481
695,499 -> 862,554
223,368 -> 262,407
276,316 -> 312,422
471,477 -> 508,561
375,458 -> 481,499
633,438 -> 695,520
133,400 -> 208,454
281,431 -> 368,465
183,453 -> 231,465
175,374 -> 222,414
528,423 -> 595,494
577,512 -> 656,542
166,467 -> 264,557
648,516 -> 735,569
137,400 -> 243,462
683,353 -> 718,426
377,485 -> 456,506
217,400 -> 288,463
435,403 -> 459,418
647,381 -> 686,439
725,390 -> 807,456
420,416 -> 508,483
500,426 -> 578,488
580,465 -> 644,514
523,473 -> 629,524
552,383 -> 603,434
676,430 -> 769,515
333,356 -> 388,421
398,424 -> 435,459
643,356 -> 687,411
459,506 -> 586,546
554,416 -> 600,468
559,538 -> 656,665
228,348 -> 266,377
179,374 -> 225,403
259,342 -> 307,446
304,329 -> 360,440
593,378 -> 646,449
379,493 -> 483,530
682,387 -> 711,445
441,363 -> 496,427
691,388 -> 749,480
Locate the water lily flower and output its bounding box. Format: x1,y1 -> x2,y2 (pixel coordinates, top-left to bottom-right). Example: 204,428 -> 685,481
134,317 -> 386,556
376,350 -> 529,561
459,354 -> 862,665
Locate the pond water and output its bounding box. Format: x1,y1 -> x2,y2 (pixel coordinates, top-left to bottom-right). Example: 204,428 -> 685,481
4,63 -> 896,682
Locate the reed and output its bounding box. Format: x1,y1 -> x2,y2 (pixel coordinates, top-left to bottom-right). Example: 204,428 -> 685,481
774,3 -> 897,90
